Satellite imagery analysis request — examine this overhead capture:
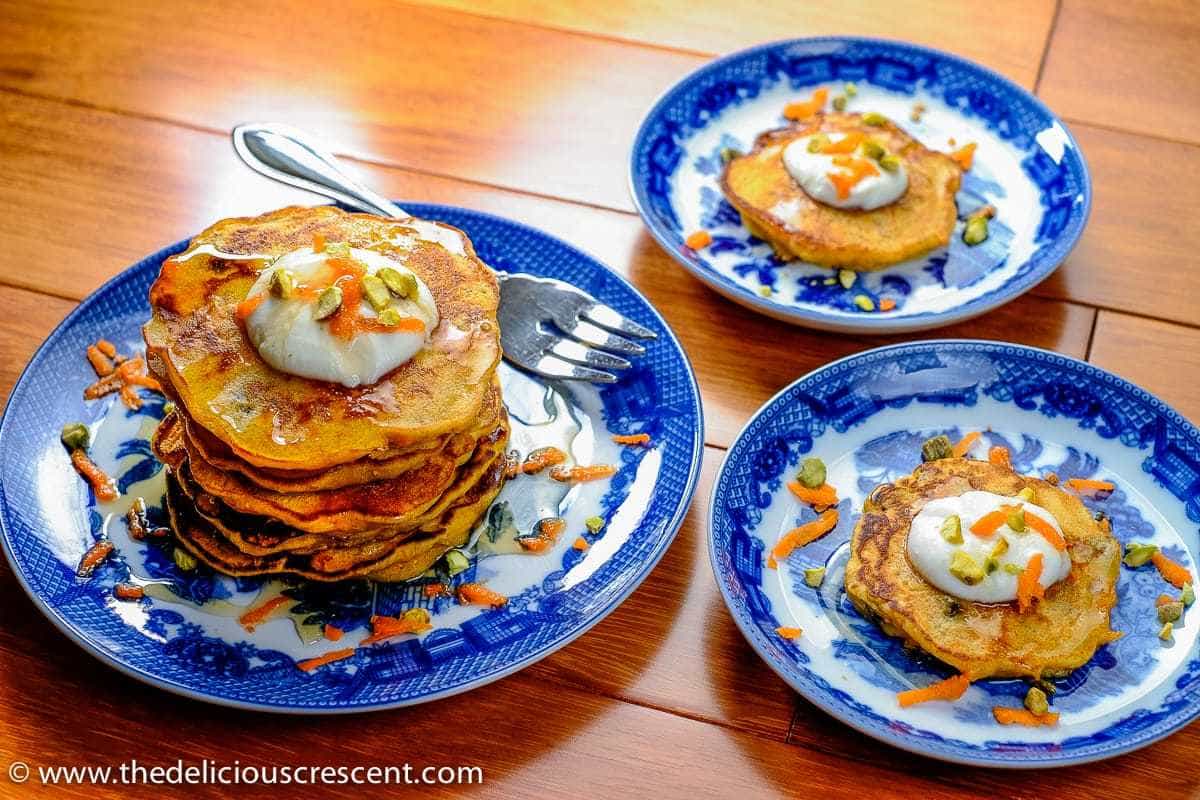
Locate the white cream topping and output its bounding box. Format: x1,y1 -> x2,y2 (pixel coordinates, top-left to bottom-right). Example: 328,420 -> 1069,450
907,490 -> 1071,604
243,247 -> 438,388
782,134 -> 908,211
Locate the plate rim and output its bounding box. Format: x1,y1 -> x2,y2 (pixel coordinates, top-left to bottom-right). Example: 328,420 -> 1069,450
0,201 -> 706,714
707,338 -> 1200,767
628,35 -> 1094,335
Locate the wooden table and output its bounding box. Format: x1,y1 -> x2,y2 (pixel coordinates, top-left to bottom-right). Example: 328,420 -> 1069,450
1,1 -> 1197,797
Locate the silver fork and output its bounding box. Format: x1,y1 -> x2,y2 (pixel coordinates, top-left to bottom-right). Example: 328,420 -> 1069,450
231,122 -> 655,383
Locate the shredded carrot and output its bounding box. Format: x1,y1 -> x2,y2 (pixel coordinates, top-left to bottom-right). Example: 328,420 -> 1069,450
988,446 -> 1011,468
312,232 -> 326,252
86,345 -> 114,377
1064,478 -> 1115,494
457,583 -> 508,608
819,131 -> 865,155
685,230 -> 712,250
123,372 -> 162,391
423,582 -> 448,598
897,674 -> 970,707
766,555 -> 778,570
297,648 -> 354,672
783,87 -> 828,120
573,537 -> 590,551
993,707 -> 1059,727
360,612 -> 433,645
76,540 -> 114,577
84,372 -> 122,400
119,384 -> 142,410
612,433 -> 651,447
238,595 -> 292,631
949,142 -> 977,170
1017,552 -> 1045,612
826,156 -> 879,200
952,431 -> 981,458
323,624 -> 343,642
776,627 -> 802,640
113,583 -> 144,601
772,509 -> 839,561
970,505 -> 1020,537
519,446 -> 568,475
879,298 -> 896,312
95,339 -> 117,358
1156,594 -> 1174,607
549,465 -> 617,483
1025,512 -> 1066,551
235,293 -> 266,322
787,481 -> 838,510
70,449 -> 118,502
1152,552 -> 1192,589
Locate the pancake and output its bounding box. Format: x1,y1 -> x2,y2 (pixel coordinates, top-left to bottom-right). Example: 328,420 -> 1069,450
143,205 -> 502,471
720,112 -> 962,270
844,458 -> 1121,680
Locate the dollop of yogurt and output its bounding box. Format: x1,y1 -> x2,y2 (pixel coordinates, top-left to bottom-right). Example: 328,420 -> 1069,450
242,246 -> 438,388
907,490 -> 1071,604
782,134 -> 908,210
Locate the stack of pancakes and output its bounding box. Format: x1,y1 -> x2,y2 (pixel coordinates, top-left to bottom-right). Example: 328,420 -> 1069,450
142,206 -> 507,582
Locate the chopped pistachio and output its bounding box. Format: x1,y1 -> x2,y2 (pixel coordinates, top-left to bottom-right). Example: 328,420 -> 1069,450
163,401 -> 176,416
861,140 -> 886,161
862,111 -> 888,126
1159,622 -> 1174,641
949,551 -> 985,585
940,515 -> 963,544
402,607 -> 432,627
853,294 -> 875,312
757,285 -> 772,297
1123,542 -> 1159,568
1017,487 -> 1035,502
60,422 -> 90,452
378,266 -> 418,298
837,269 -> 856,289
720,146 -> 744,163
921,434 -> 954,462
803,567 -> 826,588
324,241 -> 352,259
1003,562 -> 1023,575
377,308 -> 403,326
172,547 -> 197,572
267,268 -> 294,299
878,154 -> 901,172
963,215 -> 989,246
1007,508 -> 1027,533
444,549 -> 470,576
844,82 -> 858,97
312,285 -> 343,320
585,516 -> 605,534
832,95 -> 847,111
797,457 -> 827,489
361,274 -> 392,311
1183,583 -> 1195,607
1159,600 -> 1185,624
1024,686 -> 1049,716
806,133 -> 831,153
991,537 -> 1010,558
984,557 -> 999,574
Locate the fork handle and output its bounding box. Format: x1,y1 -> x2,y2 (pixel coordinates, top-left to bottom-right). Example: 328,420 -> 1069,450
232,123 -> 409,219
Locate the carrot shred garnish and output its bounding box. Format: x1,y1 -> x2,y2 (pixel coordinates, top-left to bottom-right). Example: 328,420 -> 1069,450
1064,478 -> 1115,494
879,298 -> 896,312
312,232 -> 326,252
1025,512 -> 1066,551
988,446 -> 1011,468
238,595 -> 292,631
519,446 -> 567,475
766,555 -> 778,570
826,156 -> 879,200
993,707 -> 1059,727
776,627 -> 802,640
113,583 -> 144,601
1156,594 -> 1174,607
86,345 -> 114,377
76,540 -> 115,577
235,293 -> 266,322
95,339 -> 117,358
787,481 -> 838,510
70,449 -> 118,502
549,465 -> 617,483
119,384 -> 142,410
323,624 -> 343,642
423,582 -> 447,598
969,506 -> 1020,537
1152,552 -> 1192,589
611,433 -> 651,446
297,648 -> 354,672
360,612 -> 433,645
897,674 -> 970,707
783,88 -> 828,121
819,131 -> 865,155
457,583 -> 508,608
949,142 -> 977,170
573,537 -> 590,551
685,230 -> 712,250
772,509 -> 839,561
952,431 -> 981,458
1017,552 -> 1045,612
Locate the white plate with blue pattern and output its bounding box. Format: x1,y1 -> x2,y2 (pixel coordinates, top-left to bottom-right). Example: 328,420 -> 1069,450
0,204 -> 704,713
630,38 -> 1091,334
709,340 -> 1200,766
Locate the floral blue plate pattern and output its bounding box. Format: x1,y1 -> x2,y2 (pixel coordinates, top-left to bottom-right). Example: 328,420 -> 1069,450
630,38 -> 1091,334
0,203 -> 703,713
709,340 -> 1200,767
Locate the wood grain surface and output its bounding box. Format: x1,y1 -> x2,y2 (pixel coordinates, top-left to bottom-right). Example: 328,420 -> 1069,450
0,1 -> 1197,797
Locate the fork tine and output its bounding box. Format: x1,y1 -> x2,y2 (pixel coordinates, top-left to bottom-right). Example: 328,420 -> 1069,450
563,320 -> 645,356
549,339 -> 632,371
530,354 -> 618,384
581,301 -> 657,340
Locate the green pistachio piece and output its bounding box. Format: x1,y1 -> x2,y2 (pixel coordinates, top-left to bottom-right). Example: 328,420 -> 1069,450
861,140 -> 886,161
985,556 -> 999,574
172,547 -> 197,572
803,567 -> 826,588
853,294 -> 875,312
324,242 -> 352,259
832,95 -> 847,112
312,285 -> 343,320
991,537 -> 1010,558
267,268 -> 294,299
963,215 -> 989,246
862,111 -> 888,126
361,274 -> 392,311
585,516 -> 605,534
401,607 -> 432,627
921,434 -> 954,462
1017,487 -> 1035,502
1183,583 -> 1195,607
163,401 -> 176,416
844,82 -> 858,97
823,277 -> 837,285
1123,542 -> 1159,568
1024,686 -> 1049,716
60,422 -> 90,452
377,308 -> 403,326
1003,563 -> 1023,575
940,515 -> 963,544
720,147 -> 744,163
797,457 -> 827,489
378,266 -> 418,298
1159,600 -> 1185,624
1159,621 -> 1174,641
806,133 -> 831,153
757,285 -> 772,297
838,269 -> 856,289
878,154 -> 901,172
1007,508 -> 1027,533
949,551 -> 985,585
444,549 -> 470,576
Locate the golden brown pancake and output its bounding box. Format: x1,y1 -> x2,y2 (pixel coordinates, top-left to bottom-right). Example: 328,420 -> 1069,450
844,458 -> 1121,680
143,205 -> 501,471
720,112 -> 962,270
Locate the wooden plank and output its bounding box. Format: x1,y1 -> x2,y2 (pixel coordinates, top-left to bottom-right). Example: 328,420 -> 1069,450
414,0 -> 1055,88
1033,122 -> 1199,327
1039,0 -> 1200,144
1089,311 -> 1200,424
0,285 -> 75,407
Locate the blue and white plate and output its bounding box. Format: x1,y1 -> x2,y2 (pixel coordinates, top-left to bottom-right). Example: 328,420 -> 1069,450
630,38 -> 1090,334
0,204 -> 703,713
710,340 -> 1200,767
